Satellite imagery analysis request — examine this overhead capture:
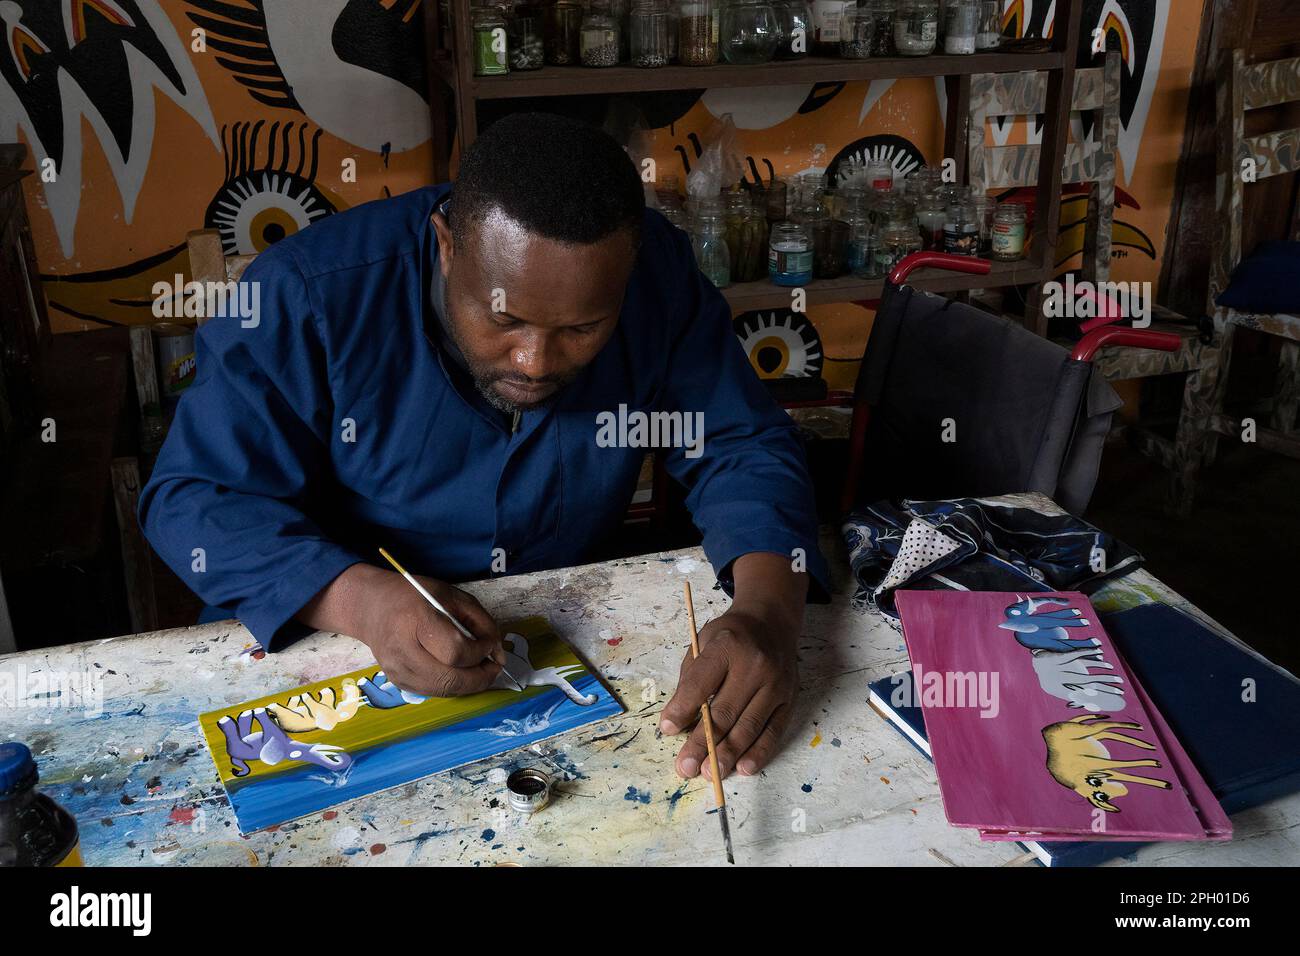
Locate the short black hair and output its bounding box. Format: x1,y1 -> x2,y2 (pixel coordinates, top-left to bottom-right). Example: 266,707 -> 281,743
450,112 -> 644,247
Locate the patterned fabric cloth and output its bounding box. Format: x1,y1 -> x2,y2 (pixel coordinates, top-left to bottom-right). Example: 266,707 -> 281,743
842,496 -> 1143,620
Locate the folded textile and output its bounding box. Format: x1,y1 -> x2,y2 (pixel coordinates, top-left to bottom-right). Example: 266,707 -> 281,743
842,496 -> 1142,619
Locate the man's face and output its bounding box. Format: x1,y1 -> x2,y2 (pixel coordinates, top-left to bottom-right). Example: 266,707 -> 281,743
432,207 -> 636,413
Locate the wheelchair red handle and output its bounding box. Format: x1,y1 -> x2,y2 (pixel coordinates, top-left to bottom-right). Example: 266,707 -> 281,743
888,251 -> 993,286
1071,327 -> 1181,362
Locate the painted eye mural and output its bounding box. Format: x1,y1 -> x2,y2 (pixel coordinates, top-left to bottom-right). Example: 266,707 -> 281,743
733,309 -> 824,380
826,134 -> 929,188
206,120 -> 339,256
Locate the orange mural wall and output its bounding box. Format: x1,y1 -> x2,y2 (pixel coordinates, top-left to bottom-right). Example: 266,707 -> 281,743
4,0 -> 1204,392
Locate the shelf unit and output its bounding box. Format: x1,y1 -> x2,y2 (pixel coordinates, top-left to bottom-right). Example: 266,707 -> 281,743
423,0 -> 1083,318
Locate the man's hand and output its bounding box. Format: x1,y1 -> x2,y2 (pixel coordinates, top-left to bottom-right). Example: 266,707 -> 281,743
299,563 -> 505,697
659,552 -> 808,781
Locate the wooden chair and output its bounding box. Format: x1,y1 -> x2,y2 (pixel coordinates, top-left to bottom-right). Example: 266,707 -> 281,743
968,50 -> 1122,327
1176,49 -> 1300,513
970,51 -> 1206,513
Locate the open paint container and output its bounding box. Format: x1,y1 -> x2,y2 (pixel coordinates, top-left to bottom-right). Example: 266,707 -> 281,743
506,768 -> 552,814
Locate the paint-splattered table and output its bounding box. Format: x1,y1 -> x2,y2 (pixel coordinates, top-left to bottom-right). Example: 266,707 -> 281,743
4,502 -> 1298,866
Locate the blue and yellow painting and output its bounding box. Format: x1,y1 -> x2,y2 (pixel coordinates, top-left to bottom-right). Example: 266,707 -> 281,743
198,617 -> 622,833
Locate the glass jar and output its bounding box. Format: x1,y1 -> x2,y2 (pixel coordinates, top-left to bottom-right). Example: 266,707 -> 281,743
769,222 -> 814,286
810,218 -> 850,278
810,0 -> 851,55
655,173 -> 682,210
724,191 -> 771,282
967,187 -> 995,255
508,3 -> 545,69
630,0 -> 672,66
943,200 -> 980,255
722,0 -> 780,63
691,198 -> 731,287
580,2 -> 621,66
844,207 -> 871,274
976,0 -> 1001,50
545,0 -> 582,64
471,5 -> 509,75
867,0 -> 896,55
991,201 -> 1028,261
772,0 -> 812,59
943,0 -> 978,55
610,0 -> 632,59
877,222 -> 921,275
840,3 -> 874,58
865,158 -> 894,192
915,194 -> 946,251
677,0 -> 719,65
894,0 -> 937,55
764,177 -> 789,221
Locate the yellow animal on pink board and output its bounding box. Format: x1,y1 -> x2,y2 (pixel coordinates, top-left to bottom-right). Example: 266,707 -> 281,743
1042,714 -> 1172,812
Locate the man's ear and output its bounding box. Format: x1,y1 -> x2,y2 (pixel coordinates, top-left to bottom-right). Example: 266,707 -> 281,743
431,211 -> 454,276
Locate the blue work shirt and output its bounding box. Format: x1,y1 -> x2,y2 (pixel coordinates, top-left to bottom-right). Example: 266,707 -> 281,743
139,184 -> 829,649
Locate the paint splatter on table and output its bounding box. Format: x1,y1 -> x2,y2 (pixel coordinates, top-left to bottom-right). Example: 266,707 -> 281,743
3,505 -> 1297,866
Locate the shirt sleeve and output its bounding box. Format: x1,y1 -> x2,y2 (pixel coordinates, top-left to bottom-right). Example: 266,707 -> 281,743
137,247 -> 365,648
658,228 -> 831,602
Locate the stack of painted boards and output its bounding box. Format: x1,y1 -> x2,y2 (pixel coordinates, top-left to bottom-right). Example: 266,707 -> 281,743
882,591 -> 1231,846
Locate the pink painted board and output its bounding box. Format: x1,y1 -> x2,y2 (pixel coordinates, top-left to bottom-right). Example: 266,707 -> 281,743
895,590 -> 1225,841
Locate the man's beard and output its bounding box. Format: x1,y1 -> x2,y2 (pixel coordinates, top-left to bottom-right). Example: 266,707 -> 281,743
445,315 -> 580,414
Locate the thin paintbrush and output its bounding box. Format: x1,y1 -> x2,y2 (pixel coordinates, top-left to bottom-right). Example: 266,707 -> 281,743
684,581 -> 735,865
378,547 -> 475,641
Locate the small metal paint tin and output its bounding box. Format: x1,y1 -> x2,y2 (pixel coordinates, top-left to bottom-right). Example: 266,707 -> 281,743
506,768 -> 551,814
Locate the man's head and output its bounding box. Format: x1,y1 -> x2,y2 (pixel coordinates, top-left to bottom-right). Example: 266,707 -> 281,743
433,112 -> 645,413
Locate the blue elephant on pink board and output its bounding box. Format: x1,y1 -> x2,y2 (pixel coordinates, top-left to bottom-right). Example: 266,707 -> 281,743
997,596 -> 1100,652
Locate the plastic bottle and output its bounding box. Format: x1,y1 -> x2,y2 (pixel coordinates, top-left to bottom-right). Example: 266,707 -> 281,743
0,742 -> 83,867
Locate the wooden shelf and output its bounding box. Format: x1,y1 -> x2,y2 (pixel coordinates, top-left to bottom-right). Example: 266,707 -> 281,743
452,51 -> 1066,99
721,258 -> 1051,311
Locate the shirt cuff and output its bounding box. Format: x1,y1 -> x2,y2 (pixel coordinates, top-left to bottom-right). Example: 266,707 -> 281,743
243,547 -> 367,651
703,525 -> 832,605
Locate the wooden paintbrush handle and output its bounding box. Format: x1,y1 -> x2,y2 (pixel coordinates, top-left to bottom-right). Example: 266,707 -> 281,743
700,700 -> 727,807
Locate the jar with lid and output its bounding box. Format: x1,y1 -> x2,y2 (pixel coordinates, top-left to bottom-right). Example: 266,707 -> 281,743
865,158 -> 894,192
691,198 -> 731,287
677,0 -> 719,65
724,191 -> 771,282
867,0 -> 896,55
915,194 -> 946,251
772,0 -> 812,58
876,222 -> 921,275
991,201 -> 1028,261
840,2 -> 874,57
722,0 -> 780,63
943,200 -> 980,255
630,0 -> 672,66
508,3 -> 545,69
545,0 -> 582,64
768,222 -> 814,286
832,182 -> 866,221
810,0 -> 851,55
943,0 -> 978,54
893,0 -> 936,55
580,1 -> 621,66
976,0 -> 1001,49
471,4 -> 509,75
